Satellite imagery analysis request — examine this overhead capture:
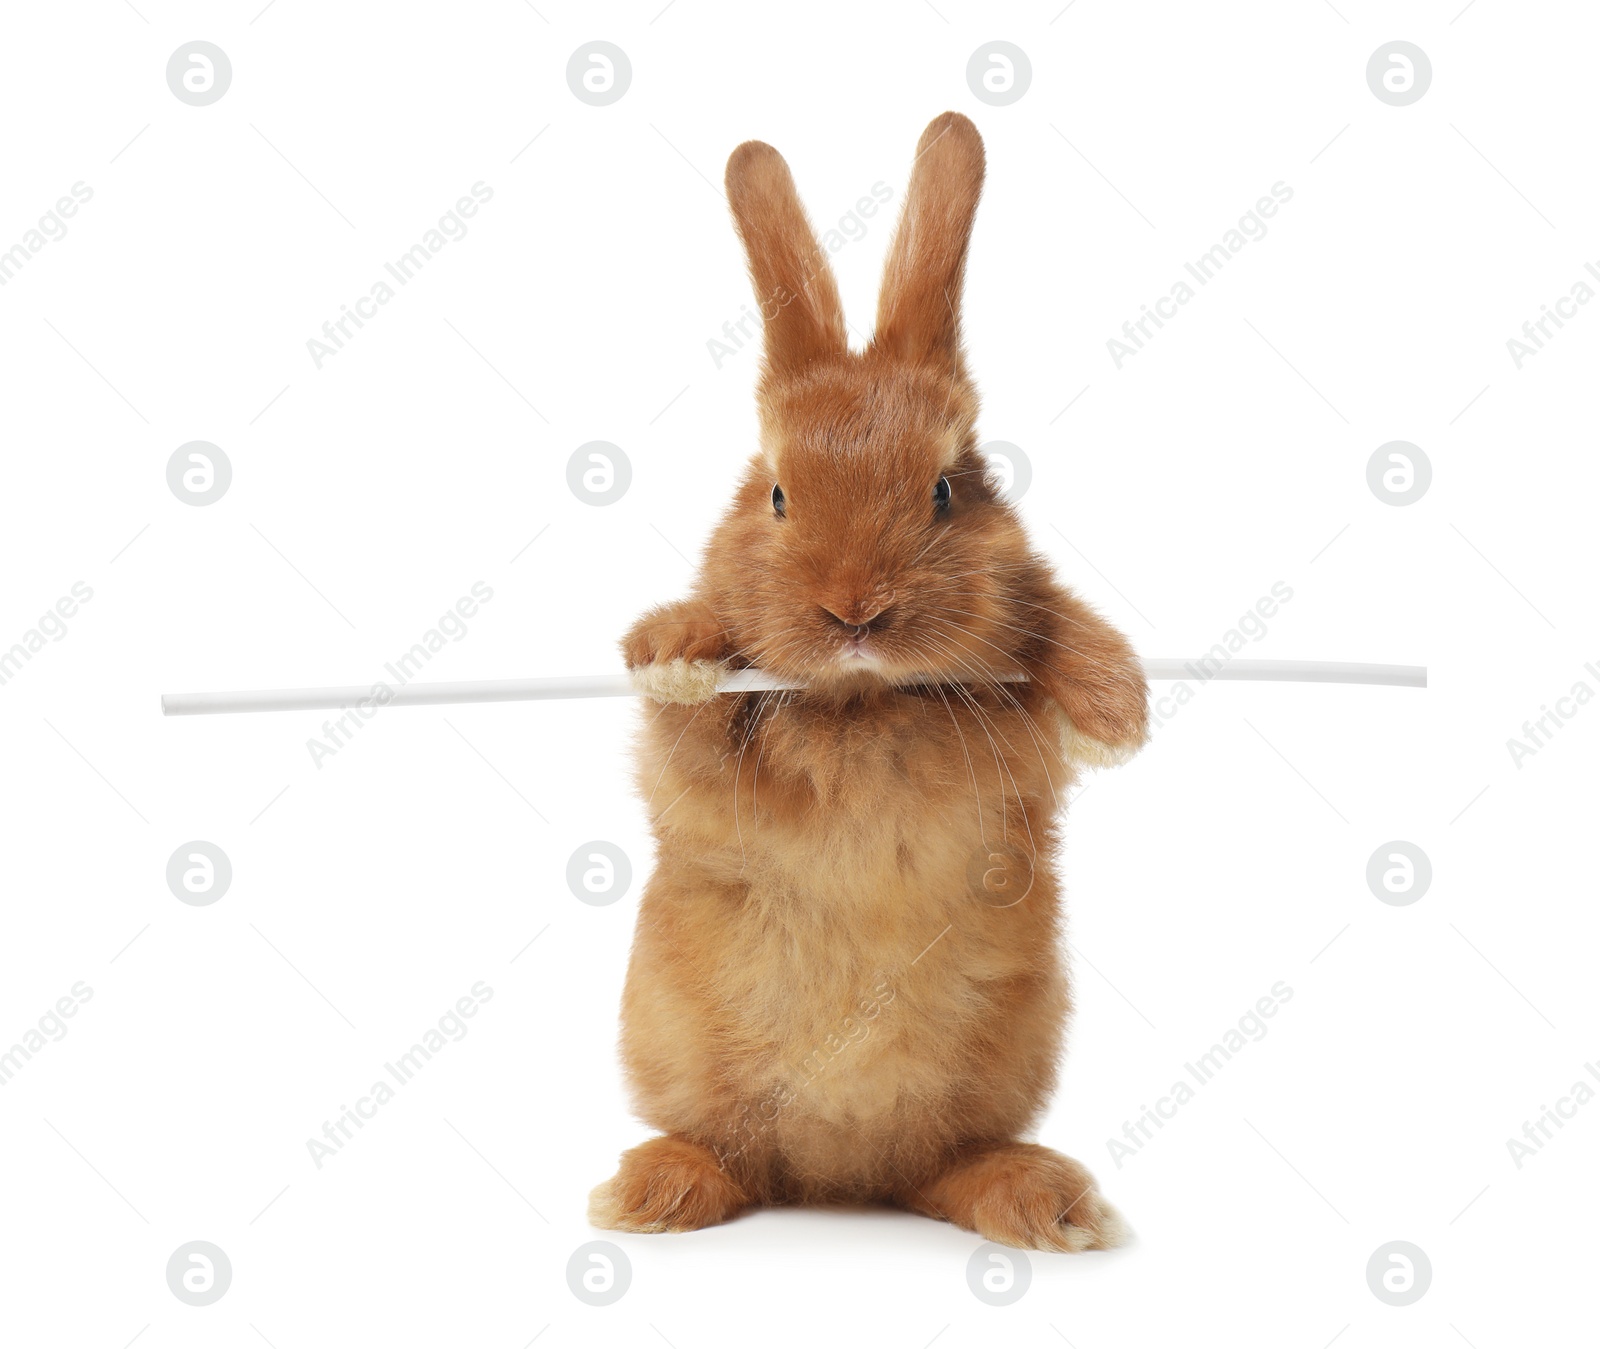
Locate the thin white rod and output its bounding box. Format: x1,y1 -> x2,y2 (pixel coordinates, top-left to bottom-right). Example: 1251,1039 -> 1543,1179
160,659 -> 1425,717
1140,658 -> 1426,687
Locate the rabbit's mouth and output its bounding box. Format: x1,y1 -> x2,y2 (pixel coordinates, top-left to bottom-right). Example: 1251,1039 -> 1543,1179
838,637 -> 879,664
834,631 -> 895,675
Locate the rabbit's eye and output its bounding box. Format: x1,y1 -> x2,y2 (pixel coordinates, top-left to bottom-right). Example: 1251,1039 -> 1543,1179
933,476 -> 952,513
772,483 -> 786,517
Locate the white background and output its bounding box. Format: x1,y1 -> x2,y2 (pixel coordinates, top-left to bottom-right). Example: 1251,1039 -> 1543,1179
1,1 -> 1595,1345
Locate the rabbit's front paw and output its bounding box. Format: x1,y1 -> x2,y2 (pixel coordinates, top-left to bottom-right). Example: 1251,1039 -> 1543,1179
622,601 -> 728,666
1036,663 -> 1149,768
622,601 -> 732,705
1058,708 -> 1147,769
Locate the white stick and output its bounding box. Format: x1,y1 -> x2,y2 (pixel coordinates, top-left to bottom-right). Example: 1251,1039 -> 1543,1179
160,659 -> 1425,717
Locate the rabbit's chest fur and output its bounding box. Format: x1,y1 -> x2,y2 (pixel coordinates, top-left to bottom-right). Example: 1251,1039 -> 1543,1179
641,687 -> 1070,892
626,688 -> 1072,1171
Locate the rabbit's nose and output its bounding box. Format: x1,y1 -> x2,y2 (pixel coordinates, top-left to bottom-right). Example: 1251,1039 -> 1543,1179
821,598 -> 892,628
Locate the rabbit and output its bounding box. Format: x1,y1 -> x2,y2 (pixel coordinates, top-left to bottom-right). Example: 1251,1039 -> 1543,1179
588,112 -> 1149,1253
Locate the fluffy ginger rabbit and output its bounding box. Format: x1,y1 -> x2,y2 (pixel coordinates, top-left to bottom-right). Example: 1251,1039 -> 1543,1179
589,112 -> 1149,1253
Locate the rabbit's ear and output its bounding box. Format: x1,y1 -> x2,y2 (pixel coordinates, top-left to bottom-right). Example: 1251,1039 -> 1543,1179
872,112 -> 986,372
726,141 -> 847,377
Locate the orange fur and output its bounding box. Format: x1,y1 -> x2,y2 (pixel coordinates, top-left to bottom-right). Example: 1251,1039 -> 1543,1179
592,113 -> 1148,1252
